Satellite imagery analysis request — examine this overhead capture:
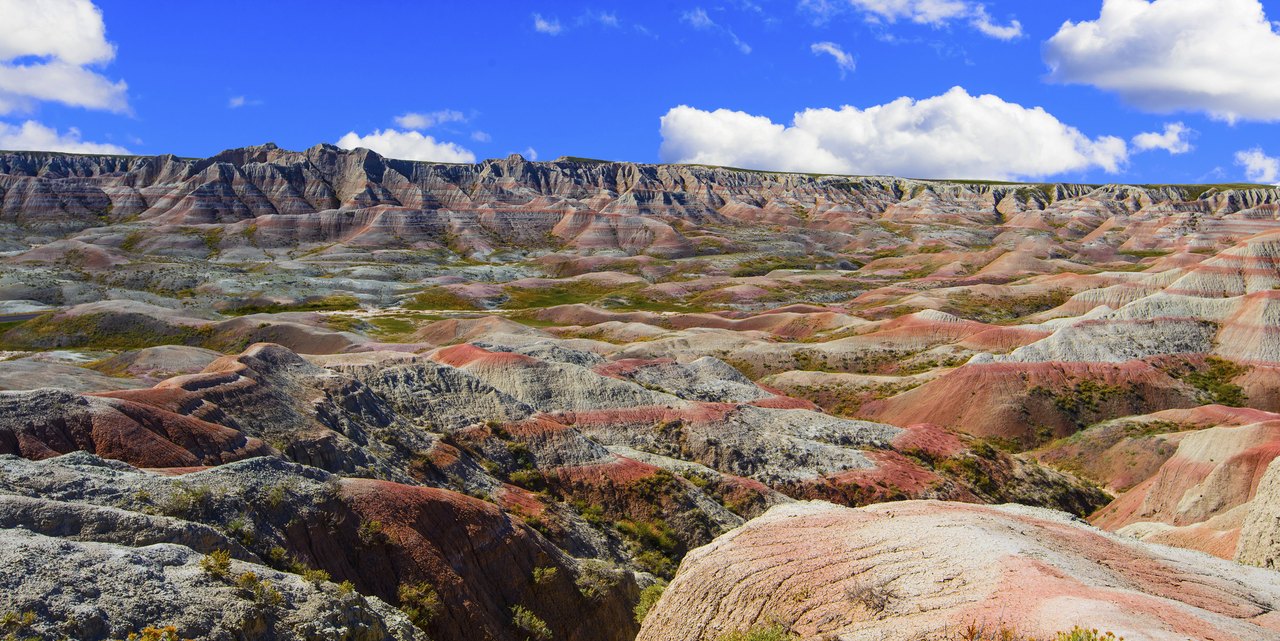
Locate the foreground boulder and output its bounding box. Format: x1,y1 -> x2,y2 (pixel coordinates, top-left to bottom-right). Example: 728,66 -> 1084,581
638,501 -> 1280,641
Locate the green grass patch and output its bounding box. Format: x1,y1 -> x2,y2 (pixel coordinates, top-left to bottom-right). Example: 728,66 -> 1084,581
1118,248 -> 1170,258
223,295 -> 359,316
1173,356 -> 1250,407
0,312 -> 216,351
730,256 -> 823,277
403,287 -> 482,311
944,288 -> 1072,324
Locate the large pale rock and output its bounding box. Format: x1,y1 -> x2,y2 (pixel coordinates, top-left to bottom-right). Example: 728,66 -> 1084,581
639,501 -> 1280,641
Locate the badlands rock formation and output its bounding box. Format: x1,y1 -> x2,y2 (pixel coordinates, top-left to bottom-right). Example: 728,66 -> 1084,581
1,146 -> 1280,639
637,501 -> 1280,641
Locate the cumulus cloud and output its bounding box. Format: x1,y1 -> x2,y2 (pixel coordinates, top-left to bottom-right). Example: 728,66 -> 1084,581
658,87 -> 1129,181
810,42 -> 856,77
1131,122 -> 1193,154
0,120 -> 128,154
1045,0 -> 1280,122
805,0 -> 1021,39
682,8 -> 751,54
394,110 -> 466,130
335,129 -> 476,163
0,0 -> 128,114
470,131 -> 492,143
1236,148 -> 1279,184
533,13 -> 562,35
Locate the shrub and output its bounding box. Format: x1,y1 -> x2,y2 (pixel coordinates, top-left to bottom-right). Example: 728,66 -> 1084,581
633,582 -> 666,624
398,582 -> 442,630
532,566 -> 558,586
511,605 -> 552,641
235,571 -> 284,607
199,549 -> 233,581
357,519 -> 388,546
122,626 -> 193,641
1054,628 -> 1122,641
575,560 -> 620,601
160,484 -> 212,518
302,568 -> 331,585
1,610 -> 37,641
615,519 -> 679,553
632,549 -> 677,578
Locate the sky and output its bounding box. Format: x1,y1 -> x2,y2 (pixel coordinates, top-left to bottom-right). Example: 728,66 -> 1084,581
1,0 -> 1279,184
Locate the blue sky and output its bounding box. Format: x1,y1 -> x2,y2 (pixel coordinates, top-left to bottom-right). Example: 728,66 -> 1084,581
2,0 -> 1279,184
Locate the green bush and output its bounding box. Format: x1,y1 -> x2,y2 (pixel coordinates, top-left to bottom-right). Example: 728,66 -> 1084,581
199,549 -> 233,581
398,582 -> 442,630
511,605 -> 552,640
235,571 -> 283,607
633,582 -> 666,624
532,566 -> 558,586
1,610 -> 38,641
357,519 -> 388,546
575,560 -> 620,601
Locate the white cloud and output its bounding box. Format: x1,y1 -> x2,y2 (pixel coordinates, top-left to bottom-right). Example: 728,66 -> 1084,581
810,42 -> 856,77
807,0 -> 1021,39
0,120 -> 128,154
1236,148 -> 1279,184
847,0 -> 969,24
658,87 -> 1129,181
0,0 -> 128,114
228,95 -> 262,109
394,110 -> 465,130
682,8 -> 751,54
1045,0 -> 1280,122
581,10 -> 619,27
523,147 -> 539,161
533,13 -> 562,35
471,130 -> 492,143
0,0 -> 114,65
1131,122 -> 1193,154
969,4 -> 1022,40
335,129 -> 476,163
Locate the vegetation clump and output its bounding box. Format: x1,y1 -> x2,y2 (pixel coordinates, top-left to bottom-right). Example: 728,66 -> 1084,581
944,288 -> 1072,324
632,582 -> 667,624
398,582 -> 442,630
510,605 -> 552,640
199,549 -> 233,581
1176,356 -> 1249,406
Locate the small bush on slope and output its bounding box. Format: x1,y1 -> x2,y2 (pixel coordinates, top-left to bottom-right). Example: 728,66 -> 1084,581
632,582 -> 666,624
511,605 -> 551,640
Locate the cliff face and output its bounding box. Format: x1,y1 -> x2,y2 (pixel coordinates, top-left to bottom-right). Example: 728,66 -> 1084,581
1,144 -> 1277,257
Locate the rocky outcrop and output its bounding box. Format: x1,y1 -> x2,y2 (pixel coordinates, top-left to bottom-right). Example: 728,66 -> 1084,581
0,388 -> 273,467
1238,457 -> 1280,568
0,453 -> 641,641
0,529 -> 425,641
638,501 -> 1280,641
